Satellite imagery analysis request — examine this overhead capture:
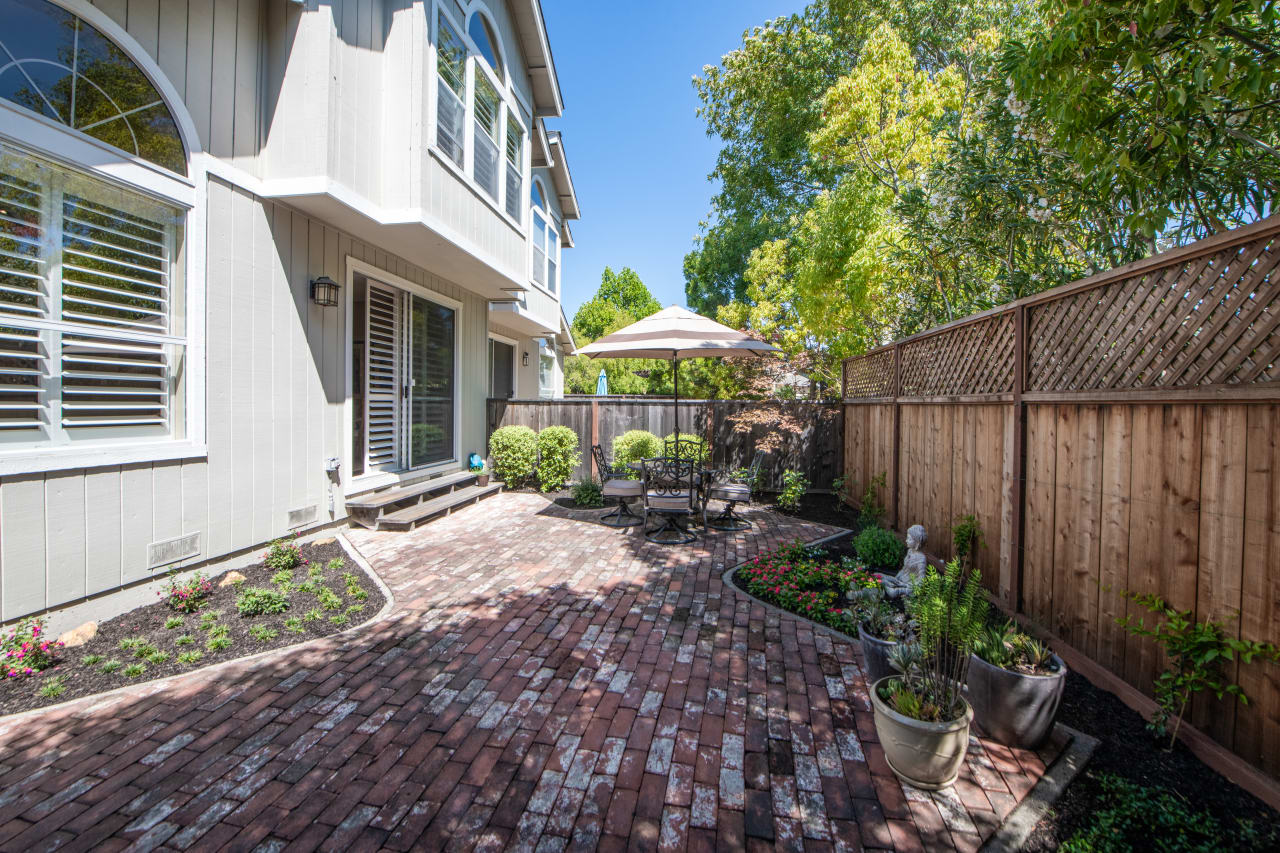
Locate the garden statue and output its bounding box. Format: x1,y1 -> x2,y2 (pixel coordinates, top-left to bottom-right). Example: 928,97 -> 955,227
881,524 -> 927,599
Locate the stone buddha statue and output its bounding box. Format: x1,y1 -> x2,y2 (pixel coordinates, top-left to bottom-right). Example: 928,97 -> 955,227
881,524 -> 927,599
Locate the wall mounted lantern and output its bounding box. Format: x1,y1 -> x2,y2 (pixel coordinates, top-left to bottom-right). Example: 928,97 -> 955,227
310,276 -> 341,307
522,351 -> 530,366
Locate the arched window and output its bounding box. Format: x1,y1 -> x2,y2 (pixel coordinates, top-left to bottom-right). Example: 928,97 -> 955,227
467,12 -> 503,80
0,0 -> 194,466
0,0 -> 186,174
531,178 -> 547,211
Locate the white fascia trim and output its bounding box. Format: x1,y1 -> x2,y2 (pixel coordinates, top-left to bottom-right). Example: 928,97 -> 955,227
546,131 -> 580,220
523,0 -> 564,116
0,441 -> 208,477
559,308 -> 578,353
201,156 -> 529,293
489,301 -> 558,335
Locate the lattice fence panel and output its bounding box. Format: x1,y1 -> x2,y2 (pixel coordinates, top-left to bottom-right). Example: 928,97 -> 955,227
1027,232 -> 1280,391
898,311 -> 1015,396
843,348 -> 895,397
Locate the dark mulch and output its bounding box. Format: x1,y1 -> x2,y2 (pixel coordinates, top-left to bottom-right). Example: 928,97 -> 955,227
1024,669 -> 1280,850
1,539 -> 385,716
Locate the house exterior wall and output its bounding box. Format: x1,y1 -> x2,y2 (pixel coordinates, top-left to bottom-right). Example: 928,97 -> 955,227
0,177 -> 490,621
0,0 -> 568,622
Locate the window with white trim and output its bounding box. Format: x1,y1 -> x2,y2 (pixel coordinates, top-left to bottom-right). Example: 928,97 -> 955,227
530,179 -> 558,294
0,140 -> 185,447
431,4 -> 527,224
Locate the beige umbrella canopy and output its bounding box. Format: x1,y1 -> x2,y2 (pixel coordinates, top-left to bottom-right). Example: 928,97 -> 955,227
578,305 -> 780,444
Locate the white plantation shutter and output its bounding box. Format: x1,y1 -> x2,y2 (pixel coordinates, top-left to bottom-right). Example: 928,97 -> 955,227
473,76 -> 500,201
364,282 -> 401,471
0,141 -> 184,447
532,212 -> 546,288
437,81 -> 465,167
504,116 -> 522,221
436,14 -> 467,167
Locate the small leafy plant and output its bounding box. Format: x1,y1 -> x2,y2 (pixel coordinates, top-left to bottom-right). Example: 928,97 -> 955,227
315,588 -> 342,612
571,479 -> 604,508
329,612 -> 350,627
2,618 -> 62,679
198,610 -> 221,632
131,642 -> 159,660
1117,591 -> 1280,749
853,525 -> 906,571
974,621 -> 1058,675
236,587 -> 290,618
174,635 -> 195,647
852,587 -> 913,642
283,617 -> 305,634
80,654 -> 102,666
263,536 -> 303,571
952,515 -> 984,570
776,469 -> 809,512
164,616 -> 184,630
248,625 -> 278,643
146,650 -> 169,665
100,659 -> 122,673
271,569 -> 295,593
160,572 -> 213,613
37,676 -> 66,699
207,636 -> 231,652
858,472 -> 888,524
303,608 -> 322,623
122,663 -> 145,678
177,651 -> 203,665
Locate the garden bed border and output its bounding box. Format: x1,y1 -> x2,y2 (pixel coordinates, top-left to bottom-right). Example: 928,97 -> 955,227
0,531 -> 394,728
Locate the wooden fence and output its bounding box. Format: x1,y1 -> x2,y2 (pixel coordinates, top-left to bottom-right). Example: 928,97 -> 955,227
841,214 -> 1280,781
486,398 -> 843,492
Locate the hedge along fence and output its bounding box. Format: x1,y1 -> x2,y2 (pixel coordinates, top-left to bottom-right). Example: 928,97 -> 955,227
841,214 -> 1280,784
485,398 -> 843,493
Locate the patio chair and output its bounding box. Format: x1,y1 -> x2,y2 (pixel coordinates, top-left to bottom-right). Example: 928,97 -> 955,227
640,456 -> 698,545
704,449 -> 766,531
663,436 -> 706,466
592,444 -> 642,527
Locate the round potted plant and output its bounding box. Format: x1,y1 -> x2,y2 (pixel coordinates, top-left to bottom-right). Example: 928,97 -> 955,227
870,560 -> 986,790
851,586 -> 911,686
967,621 -> 1066,749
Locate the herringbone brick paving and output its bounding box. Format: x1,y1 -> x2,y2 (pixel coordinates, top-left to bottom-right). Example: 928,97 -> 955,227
0,493 -> 1064,851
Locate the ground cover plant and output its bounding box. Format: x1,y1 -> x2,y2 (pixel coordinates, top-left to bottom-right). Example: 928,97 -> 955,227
736,540 -> 877,633
0,539 -> 384,715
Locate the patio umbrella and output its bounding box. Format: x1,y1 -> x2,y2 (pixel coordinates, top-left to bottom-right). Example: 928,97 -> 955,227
595,367 -> 609,396
577,305 -> 779,445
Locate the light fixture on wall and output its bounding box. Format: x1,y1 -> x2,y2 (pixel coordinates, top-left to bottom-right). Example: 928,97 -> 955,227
310,276 -> 340,307
522,351 -> 530,366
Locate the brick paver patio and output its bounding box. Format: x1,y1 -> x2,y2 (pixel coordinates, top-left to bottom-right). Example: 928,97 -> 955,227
0,493 -> 1065,852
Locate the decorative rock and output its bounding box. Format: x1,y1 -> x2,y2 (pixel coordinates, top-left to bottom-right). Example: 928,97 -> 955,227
311,537 -> 336,547
58,621 -> 97,648
882,524 -> 928,599
218,570 -> 248,587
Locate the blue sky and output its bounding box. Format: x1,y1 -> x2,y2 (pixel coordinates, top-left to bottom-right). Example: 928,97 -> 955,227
540,0 -> 804,320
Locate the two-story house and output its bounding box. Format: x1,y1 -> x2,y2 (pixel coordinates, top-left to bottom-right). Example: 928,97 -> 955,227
0,0 -> 581,622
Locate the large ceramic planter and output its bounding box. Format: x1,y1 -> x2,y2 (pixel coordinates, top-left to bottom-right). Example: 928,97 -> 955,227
966,653 -> 1067,749
870,675 -> 973,790
858,623 -> 898,686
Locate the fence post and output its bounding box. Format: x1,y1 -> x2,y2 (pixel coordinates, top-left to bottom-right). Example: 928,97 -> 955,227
590,400 -> 600,478
891,344 -> 902,530
1010,306 -> 1027,613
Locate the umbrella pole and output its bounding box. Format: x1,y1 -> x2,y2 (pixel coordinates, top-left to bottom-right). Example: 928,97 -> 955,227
672,355 -> 679,448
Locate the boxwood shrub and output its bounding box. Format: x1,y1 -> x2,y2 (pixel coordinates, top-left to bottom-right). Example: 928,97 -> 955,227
537,425 -> 580,492
490,425 -> 538,488
853,525 -> 907,571
613,430 -> 662,475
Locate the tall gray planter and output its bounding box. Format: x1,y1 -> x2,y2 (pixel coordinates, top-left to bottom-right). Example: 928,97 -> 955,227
966,652 -> 1067,749
858,623 -> 898,686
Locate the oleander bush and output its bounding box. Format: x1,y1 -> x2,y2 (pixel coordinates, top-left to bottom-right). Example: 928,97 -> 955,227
490,425 -> 538,488
537,425 -> 581,492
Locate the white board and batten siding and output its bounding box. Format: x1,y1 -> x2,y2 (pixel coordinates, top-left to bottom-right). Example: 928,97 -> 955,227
0,179 -> 491,621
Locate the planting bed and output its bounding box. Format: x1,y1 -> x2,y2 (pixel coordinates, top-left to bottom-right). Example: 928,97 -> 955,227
0,538 -> 385,716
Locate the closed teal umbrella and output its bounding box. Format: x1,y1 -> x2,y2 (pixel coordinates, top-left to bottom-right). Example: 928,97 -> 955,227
595,368 -> 609,396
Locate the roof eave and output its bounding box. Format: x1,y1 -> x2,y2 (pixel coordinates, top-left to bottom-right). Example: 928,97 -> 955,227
546,131 -> 580,220
513,0 -> 564,117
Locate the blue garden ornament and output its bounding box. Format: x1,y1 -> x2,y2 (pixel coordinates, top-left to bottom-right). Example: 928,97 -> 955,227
595,368 -> 609,396
468,452 -> 484,472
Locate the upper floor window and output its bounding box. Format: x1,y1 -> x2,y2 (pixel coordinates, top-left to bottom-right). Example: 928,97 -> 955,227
530,178 -> 558,294
433,4 -> 525,225
468,12 -> 503,80
0,0 -> 186,174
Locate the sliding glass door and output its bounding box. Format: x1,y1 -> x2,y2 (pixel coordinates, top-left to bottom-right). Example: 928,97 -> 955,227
352,275 -> 456,476
407,293 -> 455,468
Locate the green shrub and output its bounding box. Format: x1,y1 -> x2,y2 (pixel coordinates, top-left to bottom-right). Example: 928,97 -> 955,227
236,587 -> 290,617
489,425 -> 538,488
612,430 -> 662,475
537,426 -> 580,492
572,479 -> 604,507
853,526 -> 906,570
777,470 -> 809,512
1062,773 -> 1275,852
661,433 -> 709,465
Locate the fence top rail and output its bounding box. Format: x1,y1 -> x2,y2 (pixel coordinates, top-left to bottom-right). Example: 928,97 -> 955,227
498,397 -> 842,405
841,212 -> 1280,369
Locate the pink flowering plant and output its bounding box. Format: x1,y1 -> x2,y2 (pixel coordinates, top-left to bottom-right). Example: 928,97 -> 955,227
263,536 -> 303,572
161,572 -> 213,613
738,541 -> 878,634
3,618 -> 62,678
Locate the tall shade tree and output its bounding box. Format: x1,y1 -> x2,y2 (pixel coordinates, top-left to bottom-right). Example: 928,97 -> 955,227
1002,0 -> 1280,241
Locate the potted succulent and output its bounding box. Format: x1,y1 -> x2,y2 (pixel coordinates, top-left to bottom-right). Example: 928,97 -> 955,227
870,560 -> 986,790
968,621 -> 1066,748
851,587 -> 912,686
468,453 -> 490,487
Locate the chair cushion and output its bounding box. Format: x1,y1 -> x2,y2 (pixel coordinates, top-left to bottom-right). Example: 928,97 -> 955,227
602,480 -> 643,497
709,484 -> 751,501
646,492 -> 693,511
